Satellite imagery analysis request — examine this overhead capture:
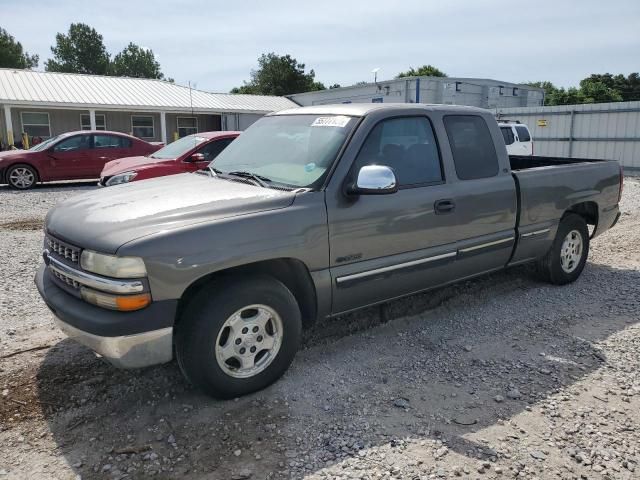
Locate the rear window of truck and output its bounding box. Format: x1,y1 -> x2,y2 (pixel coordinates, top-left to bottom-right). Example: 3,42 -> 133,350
443,116 -> 499,180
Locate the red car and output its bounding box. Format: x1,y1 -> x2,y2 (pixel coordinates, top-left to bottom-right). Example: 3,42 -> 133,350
0,131 -> 161,189
99,131 -> 240,186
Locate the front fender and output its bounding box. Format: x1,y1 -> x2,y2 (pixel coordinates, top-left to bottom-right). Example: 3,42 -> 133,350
117,192 -> 330,302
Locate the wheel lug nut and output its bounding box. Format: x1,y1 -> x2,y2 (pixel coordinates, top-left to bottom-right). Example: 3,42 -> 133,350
250,346 -> 256,353
257,335 -> 263,342
235,338 -> 241,345
242,327 -> 248,334
239,347 -> 246,354
252,326 -> 259,333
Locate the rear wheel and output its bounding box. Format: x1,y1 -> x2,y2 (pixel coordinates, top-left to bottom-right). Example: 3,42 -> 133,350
536,213 -> 589,285
175,276 -> 302,398
7,164 -> 38,190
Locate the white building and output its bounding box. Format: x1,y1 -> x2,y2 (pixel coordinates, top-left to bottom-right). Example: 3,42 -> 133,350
289,76 -> 545,110
0,69 -> 297,148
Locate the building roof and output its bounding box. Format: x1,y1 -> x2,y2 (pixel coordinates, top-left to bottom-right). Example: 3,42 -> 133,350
0,69 -> 297,113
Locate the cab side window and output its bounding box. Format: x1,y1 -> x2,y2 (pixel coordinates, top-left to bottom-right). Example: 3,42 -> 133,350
353,117 -> 443,186
444,115 -> 499,180
515,125 -> 531,142
500,127 -> 515,145
53,135 -> 91,152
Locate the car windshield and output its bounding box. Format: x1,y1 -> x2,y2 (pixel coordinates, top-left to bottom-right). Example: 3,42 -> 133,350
150,135 -> 207,160
212,114 -> 357,188
29,135 -> 60,152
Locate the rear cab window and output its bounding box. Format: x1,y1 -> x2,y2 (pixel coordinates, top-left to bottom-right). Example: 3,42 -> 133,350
443,115 -> 499,180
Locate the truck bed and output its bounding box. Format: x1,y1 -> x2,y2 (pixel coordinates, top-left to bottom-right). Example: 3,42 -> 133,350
509,155 -> 605,171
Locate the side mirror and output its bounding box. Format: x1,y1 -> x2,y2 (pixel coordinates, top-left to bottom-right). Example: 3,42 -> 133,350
348,165 -> 398,195
189,153 -> 206,162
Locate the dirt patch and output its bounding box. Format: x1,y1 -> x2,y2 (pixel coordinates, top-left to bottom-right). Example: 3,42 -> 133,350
0,218 -> 43,231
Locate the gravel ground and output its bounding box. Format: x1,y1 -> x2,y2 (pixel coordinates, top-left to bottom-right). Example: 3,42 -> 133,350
0,178 -> 639,480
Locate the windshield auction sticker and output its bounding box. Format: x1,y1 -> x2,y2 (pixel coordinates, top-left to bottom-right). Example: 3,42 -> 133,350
311,116 -> 351,128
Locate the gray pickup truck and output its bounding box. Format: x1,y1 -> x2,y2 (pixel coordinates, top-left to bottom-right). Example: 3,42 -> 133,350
35,104 -> 623,398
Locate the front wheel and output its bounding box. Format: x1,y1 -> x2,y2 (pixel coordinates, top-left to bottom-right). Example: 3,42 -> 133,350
7,164 -> 38,189
175,276 -> 302,398
536,213 -> 589,285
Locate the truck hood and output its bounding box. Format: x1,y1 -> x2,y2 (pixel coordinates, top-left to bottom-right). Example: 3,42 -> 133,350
46,172 -> 296,253
101,155 -> 172,177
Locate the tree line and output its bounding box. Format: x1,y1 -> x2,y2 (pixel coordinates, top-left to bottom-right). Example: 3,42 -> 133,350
526,75 -> 640,105
2,26 -> 638,104
1,24 -> 169,80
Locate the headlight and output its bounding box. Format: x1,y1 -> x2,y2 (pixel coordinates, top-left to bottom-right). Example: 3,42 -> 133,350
105,171 -> 137,186
81,250 -> 147,278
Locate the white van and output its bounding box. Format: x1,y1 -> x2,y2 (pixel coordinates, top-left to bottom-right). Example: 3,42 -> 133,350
499,121 -> 533,156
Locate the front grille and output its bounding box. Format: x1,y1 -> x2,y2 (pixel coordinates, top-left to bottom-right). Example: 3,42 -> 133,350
51,269 -> 80,289
46,234 -> 80,264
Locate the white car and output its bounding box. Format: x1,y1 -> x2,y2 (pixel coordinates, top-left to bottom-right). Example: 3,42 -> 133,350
499,121 -> 533,156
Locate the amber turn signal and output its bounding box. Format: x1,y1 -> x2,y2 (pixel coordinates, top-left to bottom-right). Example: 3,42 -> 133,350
81,288 -> 151,311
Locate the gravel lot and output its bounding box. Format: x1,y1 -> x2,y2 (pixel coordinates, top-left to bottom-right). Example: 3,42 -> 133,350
0,178 -> 639,480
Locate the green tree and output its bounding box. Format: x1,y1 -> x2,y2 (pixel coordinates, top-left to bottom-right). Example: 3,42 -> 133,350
396,65 -> 447,78
525,81 -> 583,106
0,27 -> 38,69
329,83 -> 341,89
580,73 -> 640,102
231,53 -> 324,95
579,79 -> 623,103
110,43 -> 165,79
45,23 -> 110,75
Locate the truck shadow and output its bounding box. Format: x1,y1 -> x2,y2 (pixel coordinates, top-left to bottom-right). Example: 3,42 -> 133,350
31,262 -> 639,478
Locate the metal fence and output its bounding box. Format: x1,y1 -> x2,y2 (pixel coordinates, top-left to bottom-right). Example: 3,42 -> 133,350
496,101 -> 640,170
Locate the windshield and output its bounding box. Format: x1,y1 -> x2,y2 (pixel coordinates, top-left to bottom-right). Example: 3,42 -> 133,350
150,135 -> 207,160
29,135 -> 60,152
212,114 -> 357,188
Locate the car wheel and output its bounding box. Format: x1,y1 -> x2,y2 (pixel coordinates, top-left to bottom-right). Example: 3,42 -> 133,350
536,213 -> 589,285
175,275 -> 302,398
7,164 -> 38,190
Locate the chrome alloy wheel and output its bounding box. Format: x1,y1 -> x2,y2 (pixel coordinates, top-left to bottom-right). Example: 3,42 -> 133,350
560,229 -> 583,273
215,304 -> 283,378
9,167 -> 35,188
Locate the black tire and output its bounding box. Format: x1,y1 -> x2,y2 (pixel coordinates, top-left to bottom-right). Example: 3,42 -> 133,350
536,213 -> 589,285
6,164 -> 38,190
175,275 -> 302,399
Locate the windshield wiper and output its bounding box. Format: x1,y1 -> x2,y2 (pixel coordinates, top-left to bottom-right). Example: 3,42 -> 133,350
226,171 -> 272,188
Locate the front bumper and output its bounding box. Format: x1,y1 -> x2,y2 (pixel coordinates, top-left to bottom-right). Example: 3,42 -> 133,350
35,263 -> 176,369
53,317 -> 173,369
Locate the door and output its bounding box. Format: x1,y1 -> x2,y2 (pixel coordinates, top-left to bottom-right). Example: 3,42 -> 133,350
47,134 -> 93,179
91,134 -> 133,176
441,115 -> 517,279
327,116 -> 464,314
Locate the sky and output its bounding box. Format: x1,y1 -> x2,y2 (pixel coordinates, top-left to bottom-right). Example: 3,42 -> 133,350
2,0 -> 639,94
